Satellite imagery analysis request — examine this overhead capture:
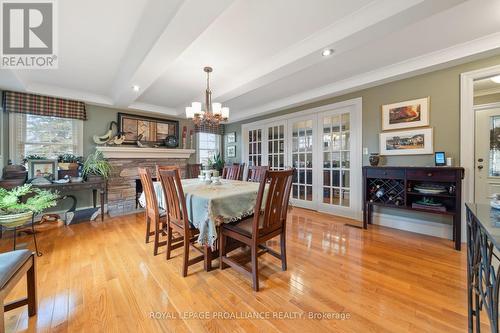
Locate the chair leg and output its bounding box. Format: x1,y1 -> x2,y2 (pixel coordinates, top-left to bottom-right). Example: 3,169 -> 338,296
166,227 -> 172,260
182,236 -> 189,277
153,221 -> 161,256
280,231 -> 287,271
0,297 -> 4,332
219,232 -> 227,270
13,227 -> 17,251
27,256 -> 37,316
145,216 -> 151,243
251,246 -> 259,291
31,216 -> 42,257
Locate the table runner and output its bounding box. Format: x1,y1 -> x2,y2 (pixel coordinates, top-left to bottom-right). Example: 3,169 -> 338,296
139,179 -> 261,247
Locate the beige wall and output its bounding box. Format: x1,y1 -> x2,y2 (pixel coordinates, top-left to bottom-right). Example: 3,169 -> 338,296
474,92 -> 500,105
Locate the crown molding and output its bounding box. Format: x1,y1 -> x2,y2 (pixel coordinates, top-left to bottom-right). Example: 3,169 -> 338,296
228,31 -> 500,123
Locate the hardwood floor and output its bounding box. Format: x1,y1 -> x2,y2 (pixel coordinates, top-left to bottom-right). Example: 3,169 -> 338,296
0,208 -> 470,332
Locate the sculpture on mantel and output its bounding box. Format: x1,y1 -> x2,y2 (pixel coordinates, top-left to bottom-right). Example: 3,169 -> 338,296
93,121 -> 128,145
136,134 -> 160,148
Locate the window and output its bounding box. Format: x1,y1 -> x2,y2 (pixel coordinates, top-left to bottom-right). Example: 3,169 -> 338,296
196,132 -> 220,165
9,113 -> 83,163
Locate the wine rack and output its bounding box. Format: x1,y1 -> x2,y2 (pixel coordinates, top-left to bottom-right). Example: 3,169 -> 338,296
362,166 -> 464,250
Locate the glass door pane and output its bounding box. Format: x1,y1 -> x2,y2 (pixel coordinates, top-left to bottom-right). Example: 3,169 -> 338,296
268,124 -> 285,170
322,112 -> 350,207
291,119 -> 313,203
247,128 -> 262,166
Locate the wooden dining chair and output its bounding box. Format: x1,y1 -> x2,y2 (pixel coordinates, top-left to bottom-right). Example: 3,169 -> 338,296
247,165 -> 269,182
187,164 -> 202,179
219,169 -> 293,291
236,163 -> 245,181
222,165 -> 239,180
155,165 -> 180,179
138,167 -> 169,256
158,169 -> 205,277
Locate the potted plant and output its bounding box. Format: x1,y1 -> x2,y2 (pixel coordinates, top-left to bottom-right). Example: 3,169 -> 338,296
0,184 -> 59,228
57,154 -> 82,170
82,150 -> 112,181
207,153 -> 224,174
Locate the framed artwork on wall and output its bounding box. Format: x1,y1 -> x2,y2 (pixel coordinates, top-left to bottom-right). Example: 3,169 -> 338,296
28,159 -> 58,180
226,132 -> 236,143
380,128 -> 433,156
227,145 -> 236,158
117,112 -> 179,146
381,97 -> 429,131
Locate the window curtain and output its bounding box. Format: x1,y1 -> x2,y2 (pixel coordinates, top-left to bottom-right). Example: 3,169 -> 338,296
194,123 -> 225,135
2,91 -> 87,120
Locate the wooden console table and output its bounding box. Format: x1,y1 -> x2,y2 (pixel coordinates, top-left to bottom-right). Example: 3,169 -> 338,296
363,166 -> 464,250
32,180 -> 107,221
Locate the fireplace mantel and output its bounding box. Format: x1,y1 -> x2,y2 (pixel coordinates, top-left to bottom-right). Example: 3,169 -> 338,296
96,147 -> 195,159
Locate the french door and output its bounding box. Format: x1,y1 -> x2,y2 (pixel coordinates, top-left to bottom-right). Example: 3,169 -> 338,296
242,99 -> 362,220
288,116 -> 316,209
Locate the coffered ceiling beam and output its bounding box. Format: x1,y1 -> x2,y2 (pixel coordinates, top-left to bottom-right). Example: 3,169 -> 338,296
111,0 -> 235,108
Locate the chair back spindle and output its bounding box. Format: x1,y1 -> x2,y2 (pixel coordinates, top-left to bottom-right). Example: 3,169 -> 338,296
222,165 -> 239,180
247,166 -> 269,182
252,169 -> 293,237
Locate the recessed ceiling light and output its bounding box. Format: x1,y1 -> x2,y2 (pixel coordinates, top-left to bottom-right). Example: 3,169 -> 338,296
132,85 -> 140,92
491,75 -> 500,84
322,48 -> 334,57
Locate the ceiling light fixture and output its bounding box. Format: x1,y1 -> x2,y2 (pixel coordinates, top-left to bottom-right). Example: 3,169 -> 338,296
186,66 -> 229,127
491,75 -> 500,84
321,48 -> 334,57
132,85 -> 140,92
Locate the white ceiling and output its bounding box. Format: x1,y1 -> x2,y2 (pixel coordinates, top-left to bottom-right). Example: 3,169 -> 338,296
2,0 -> 500,122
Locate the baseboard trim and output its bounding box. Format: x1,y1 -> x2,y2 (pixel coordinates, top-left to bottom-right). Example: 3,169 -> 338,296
371,212 -> 452,240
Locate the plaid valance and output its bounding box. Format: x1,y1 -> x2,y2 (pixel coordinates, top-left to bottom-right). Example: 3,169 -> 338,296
2,91 -> 87,120
194,123 -> 225,135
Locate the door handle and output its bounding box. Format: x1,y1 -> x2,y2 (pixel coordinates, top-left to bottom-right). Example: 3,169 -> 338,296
478,158 -> 484,162
478,165 -> 484,170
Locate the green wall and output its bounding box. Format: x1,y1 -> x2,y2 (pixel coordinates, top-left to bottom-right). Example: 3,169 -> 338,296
224,54 -> 500,228
1,102 -> 194,211
225,54 -> 500,167
83,104 -> 195,161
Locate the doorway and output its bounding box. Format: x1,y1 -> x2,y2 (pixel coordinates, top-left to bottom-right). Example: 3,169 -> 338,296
242,98 -> 362,220
474,104 -> 500,204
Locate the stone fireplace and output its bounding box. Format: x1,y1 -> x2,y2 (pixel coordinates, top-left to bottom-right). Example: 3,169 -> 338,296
96,147 -> 195,216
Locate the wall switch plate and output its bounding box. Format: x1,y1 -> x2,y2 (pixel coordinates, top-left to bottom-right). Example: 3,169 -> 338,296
363,147 -> 369,155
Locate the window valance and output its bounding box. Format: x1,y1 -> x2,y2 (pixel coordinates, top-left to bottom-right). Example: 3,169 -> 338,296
194,123 -> 224,135
2,91 -> 87,121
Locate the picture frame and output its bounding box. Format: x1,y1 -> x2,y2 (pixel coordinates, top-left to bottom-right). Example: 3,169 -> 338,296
381,97 -> 429,131
226,132 -> 236,143
227,145 -> 236,158
380,128 -> 433,156
117,112 -> 179,146
28,159 -> 58,180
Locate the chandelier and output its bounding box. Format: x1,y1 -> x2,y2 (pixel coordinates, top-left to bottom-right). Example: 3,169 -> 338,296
186,66 -> 229,126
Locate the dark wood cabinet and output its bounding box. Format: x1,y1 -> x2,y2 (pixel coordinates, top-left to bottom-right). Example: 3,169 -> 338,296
363,166 -> 464,250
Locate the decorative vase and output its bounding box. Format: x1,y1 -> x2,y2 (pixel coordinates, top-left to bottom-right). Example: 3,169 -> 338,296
0,211 -> 33,228
369,153 -> 380,166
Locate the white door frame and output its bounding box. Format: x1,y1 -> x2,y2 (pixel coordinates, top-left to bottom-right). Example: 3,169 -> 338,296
315,105 -> 363,220
241,97 -> 363,220
287,113 -> 317,210
460,64 -> 500,239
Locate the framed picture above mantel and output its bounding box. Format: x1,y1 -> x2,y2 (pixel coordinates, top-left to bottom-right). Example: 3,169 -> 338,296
117,113 -> 179,146
381,97 -> 429,131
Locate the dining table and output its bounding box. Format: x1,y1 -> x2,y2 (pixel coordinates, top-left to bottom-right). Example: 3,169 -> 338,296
138,178 -> 263,270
